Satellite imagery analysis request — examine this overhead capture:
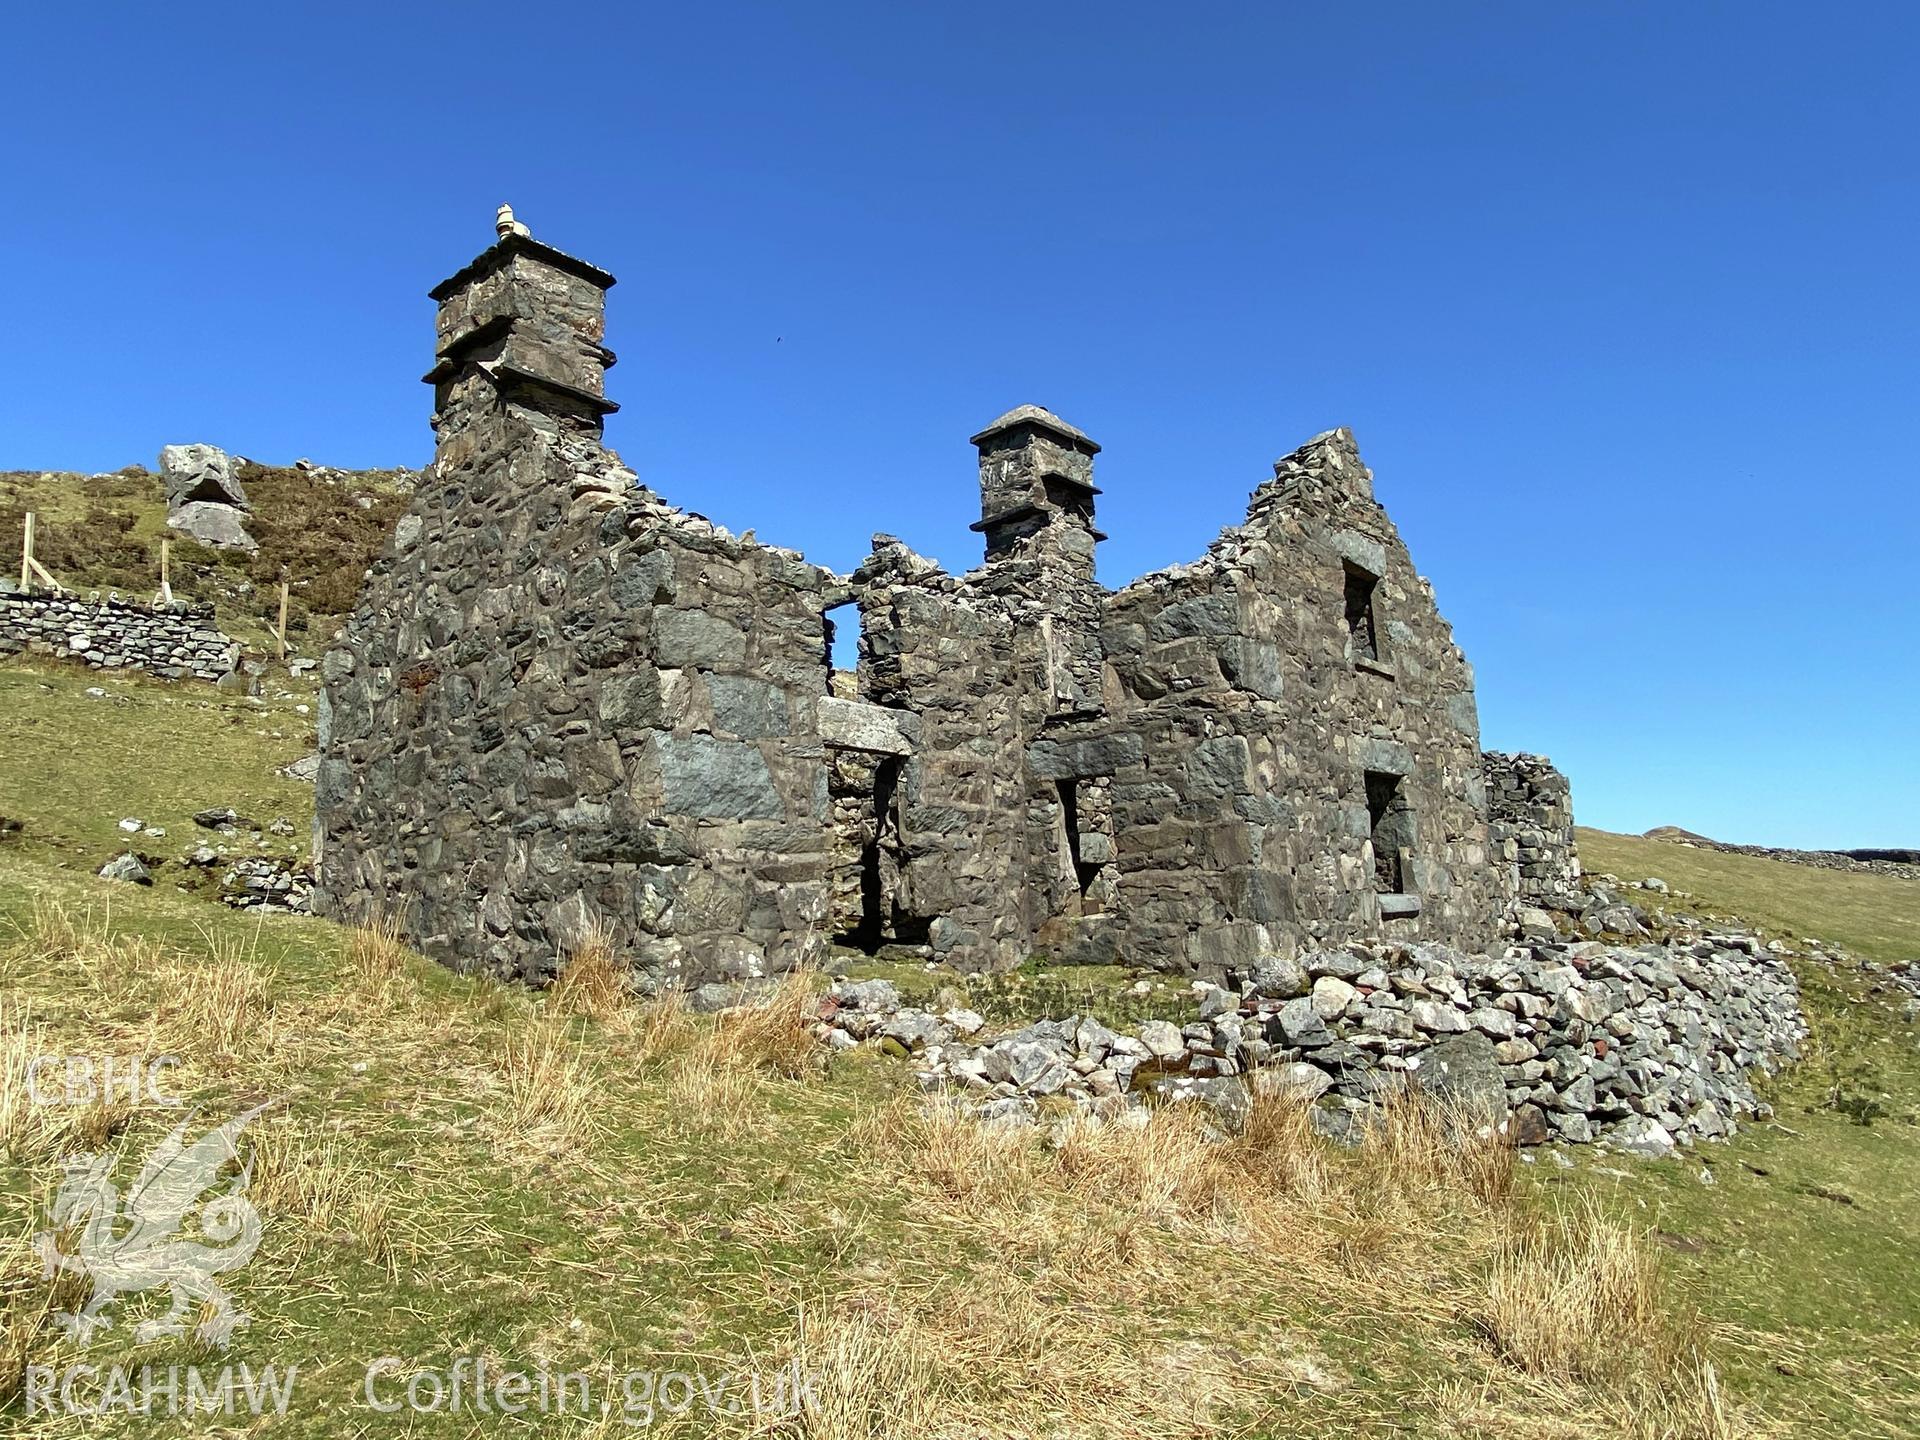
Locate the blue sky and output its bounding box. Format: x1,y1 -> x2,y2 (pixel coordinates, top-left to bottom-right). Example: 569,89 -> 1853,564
6,3 -> 1916,847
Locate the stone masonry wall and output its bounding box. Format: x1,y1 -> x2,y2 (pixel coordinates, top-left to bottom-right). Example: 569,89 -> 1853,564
316,417 -> 838,984
320,223 -> 1540,990
316,235 -> 837,986
1090,431 -> 1504,974
0,592 -> 237,682
853,538 -> 1031,971
836,429 -> 1503,979
1485,751 -> 1582,906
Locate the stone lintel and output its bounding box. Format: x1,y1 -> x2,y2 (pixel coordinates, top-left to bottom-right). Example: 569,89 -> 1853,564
1026,731 -> 1143,780
1354,736 -> 1415,776
1330,527 -> 1388,578
818,696 -> 920,755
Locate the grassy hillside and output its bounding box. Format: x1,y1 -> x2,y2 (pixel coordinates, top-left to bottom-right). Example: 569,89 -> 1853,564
0,663 -> 315,877
0,659 -> 1916,1435
1572,828 -> 1919,1435
1579,827 -> 1920,966
1,463 -> 412,657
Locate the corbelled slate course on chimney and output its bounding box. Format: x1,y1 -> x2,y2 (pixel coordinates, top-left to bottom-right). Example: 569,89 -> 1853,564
317,221 -> 1551,986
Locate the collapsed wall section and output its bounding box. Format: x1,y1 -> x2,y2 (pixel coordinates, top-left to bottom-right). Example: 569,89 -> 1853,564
1484,750 -> 1582,908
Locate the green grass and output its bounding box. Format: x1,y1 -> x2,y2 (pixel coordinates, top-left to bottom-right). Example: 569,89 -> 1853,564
837,955 -> 1196,1028
3,660 -> 1919,1435
1559,828 -> 1920,1436
0,661 -> 314,883
1579,826 -> 1920,965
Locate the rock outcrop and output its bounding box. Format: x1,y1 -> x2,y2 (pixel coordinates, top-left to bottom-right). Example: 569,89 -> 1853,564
161,443 -> 255,552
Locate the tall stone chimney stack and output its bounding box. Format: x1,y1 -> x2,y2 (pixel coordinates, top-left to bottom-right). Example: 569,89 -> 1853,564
968,405 -> 1104,568
423,210 -> 619,452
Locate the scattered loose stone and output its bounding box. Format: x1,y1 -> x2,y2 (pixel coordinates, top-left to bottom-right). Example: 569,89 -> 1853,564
98,853 -> 152,885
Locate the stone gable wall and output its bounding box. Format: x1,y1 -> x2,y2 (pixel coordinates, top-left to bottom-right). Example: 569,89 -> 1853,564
0,592 -> 236,682
316,374 -> 837,985
1089,430 -> 1501,973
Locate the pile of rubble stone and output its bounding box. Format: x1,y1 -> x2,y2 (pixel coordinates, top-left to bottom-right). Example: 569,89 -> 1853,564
215,856 -> 313,914
810,925 -> 1807,1159
181,808 -> 313,913
1882,960 -> 1920,1020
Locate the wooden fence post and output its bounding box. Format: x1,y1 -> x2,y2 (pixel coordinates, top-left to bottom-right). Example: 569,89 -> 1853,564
18,512 -> 62,594
156,537 -> 174,605
275,573 -> 290,661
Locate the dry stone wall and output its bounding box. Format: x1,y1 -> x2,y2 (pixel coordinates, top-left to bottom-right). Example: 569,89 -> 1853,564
0,592 -> 237,682
811,919 -> 1806,1155
1656,836 -> 1920,883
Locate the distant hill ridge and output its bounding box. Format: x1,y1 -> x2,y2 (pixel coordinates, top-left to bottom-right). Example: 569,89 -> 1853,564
1644,826 -> 1920,880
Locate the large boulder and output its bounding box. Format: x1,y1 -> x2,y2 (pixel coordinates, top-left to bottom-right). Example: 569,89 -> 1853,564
1145,1075 -> 1252,1133
1246,954 -> 1309,1000
1607,1115 -> 1677,1159
160,444 -> 248,510
1407,1031 -> 1509,1125
168,501 -> 256,552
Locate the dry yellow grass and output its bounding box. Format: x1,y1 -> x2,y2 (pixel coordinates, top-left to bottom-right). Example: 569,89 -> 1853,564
0,893 -> 1761,1438
705,970 -> 822,1079
345,910 -> 413,1006
611,971 -> 825,1138
148,927 -> 279,1062
836,1083 -> 1745,1440
494,1022 -> 604,1158
247,1122 -> 399,1272
551,924 -> 630,1022
1480,1195 -> 1707,1393
780,1280 -> 1241,1440
0,1007 -> 136,1166
0,1210 -> 88,1410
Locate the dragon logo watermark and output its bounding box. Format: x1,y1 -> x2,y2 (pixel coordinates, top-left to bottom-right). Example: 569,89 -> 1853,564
37,1104 -> 271,1346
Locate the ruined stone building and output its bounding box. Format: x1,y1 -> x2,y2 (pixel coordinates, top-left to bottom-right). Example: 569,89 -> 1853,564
316,219 -> 1576,985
